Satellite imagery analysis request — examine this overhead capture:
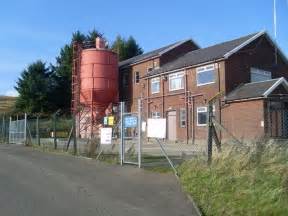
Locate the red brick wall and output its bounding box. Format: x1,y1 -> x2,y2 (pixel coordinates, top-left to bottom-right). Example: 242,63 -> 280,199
221,99 -> 265,140
137,61 -> 226,141
225,35 -> 288,93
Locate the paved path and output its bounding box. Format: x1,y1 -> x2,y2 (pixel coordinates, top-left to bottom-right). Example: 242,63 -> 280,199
0,144 -> 198,216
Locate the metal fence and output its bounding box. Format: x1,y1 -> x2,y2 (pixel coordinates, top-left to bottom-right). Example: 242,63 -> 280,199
0,115 -> 10,144
9,115 -> 27,144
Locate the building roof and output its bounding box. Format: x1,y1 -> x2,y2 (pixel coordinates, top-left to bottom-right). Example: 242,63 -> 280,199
146,32 -> 263,77
119,39 -> 197,69
225,77 -> 288,101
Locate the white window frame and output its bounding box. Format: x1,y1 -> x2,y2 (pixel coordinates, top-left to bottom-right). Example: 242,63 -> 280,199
179,108 -> 186,128
197,107 -> 207,126
134,71 -> 140,84
151,77 -> 160,94
250,67 -> 272,82
169,71 -> 185,91
151,112 -> 161,118
196,64 -> 216,86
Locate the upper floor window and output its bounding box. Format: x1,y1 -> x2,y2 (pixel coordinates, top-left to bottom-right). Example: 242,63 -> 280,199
196,64 -> 216,86
151,77 -> 160,94
169,72 -> 185,91
135,71 -> 140,84
250,68 -> 271,82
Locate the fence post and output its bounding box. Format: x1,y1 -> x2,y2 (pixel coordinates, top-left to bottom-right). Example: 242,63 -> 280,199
36,116 -> 40,146
53,114 -> 57,149
120,102 -> 124,165
9,116 -> 11,144
138,98 -> 142,168
1,115 -> 4,143
24,113 -> 27,145
207,103 -> 213,164
73,115 -> 77,155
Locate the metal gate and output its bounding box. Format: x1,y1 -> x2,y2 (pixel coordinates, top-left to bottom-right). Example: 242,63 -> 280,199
265,101 -> 288,138
9,114 -> 27,144
120,100 -> 141,167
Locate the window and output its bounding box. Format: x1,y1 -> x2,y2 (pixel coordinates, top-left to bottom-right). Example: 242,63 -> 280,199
151,77 -> 160,94
179,108 -> 186,128
122,73 -> 129,87
196,64 -> 216,86
169,72 -> 185,91
197,107 -> 207,126
135,71 -> 140,84
147,67 -> 153,72
250,68 -> 271,82
151,112 -> 161,118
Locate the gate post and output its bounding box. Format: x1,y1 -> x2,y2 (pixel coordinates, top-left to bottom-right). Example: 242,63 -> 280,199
120,102 -> 124,165
9,116 -> 11,144
138,98 -> 142,168
24,113 -> 27,145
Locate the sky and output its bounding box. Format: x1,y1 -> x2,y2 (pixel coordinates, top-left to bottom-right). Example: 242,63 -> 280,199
0,0 -> 287,96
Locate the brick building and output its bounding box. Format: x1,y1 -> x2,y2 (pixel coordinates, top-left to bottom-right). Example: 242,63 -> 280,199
119,31 -> 288,143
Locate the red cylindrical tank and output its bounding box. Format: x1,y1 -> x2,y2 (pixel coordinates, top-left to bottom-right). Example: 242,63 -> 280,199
80,43 -> 118,117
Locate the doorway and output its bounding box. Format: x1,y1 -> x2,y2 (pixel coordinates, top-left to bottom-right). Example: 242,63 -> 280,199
167,111 -> 177,141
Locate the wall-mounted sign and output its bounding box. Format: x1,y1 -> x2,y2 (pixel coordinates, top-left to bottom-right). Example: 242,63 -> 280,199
103,117 -> 108,125
108,116 -> 114,126
100,128 -> 112,145
124,116 -> 138,128
147,118 -> 166,138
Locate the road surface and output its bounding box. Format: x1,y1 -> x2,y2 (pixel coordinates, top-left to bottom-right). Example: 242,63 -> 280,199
0,144 -> 198,216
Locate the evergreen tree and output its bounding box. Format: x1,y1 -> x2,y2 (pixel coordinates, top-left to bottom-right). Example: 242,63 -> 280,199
125,36 -> 143,59
111,35 -> 143,61
15,61 -> 52,113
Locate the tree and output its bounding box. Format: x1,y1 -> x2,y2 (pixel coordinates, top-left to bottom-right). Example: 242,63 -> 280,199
125,36 -> 143,59
15,61 -> 52,113
49,44 -> 73,112
111,35 -> 143,61
86,29 -> 104,42
111,35 -> 127,61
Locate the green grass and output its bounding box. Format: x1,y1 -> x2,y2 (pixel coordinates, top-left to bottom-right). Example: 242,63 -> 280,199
0,96 -> 16,114
178,140 -> 288,216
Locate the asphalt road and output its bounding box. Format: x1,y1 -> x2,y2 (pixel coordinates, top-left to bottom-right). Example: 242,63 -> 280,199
0,144 -> 198,216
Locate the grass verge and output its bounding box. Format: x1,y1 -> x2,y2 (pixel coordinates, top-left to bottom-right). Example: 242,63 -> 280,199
178,140 -> 288,216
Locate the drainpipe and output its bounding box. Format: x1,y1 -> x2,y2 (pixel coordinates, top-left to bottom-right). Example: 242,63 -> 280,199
162,75 -> 165,117
185,71 -> 189,144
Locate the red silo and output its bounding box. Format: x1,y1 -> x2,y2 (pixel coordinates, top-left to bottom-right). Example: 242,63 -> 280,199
75,37 -> 118,138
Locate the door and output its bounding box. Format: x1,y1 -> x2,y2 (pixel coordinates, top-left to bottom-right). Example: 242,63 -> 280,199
167,111 -> 177,141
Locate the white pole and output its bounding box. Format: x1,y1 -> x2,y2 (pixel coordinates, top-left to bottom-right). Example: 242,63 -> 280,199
9,117 -> 11,144
138,98 -> 142,168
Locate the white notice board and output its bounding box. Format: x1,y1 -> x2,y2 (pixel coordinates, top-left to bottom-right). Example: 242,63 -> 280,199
100,128 -> 112,145
147,118 -> 166,138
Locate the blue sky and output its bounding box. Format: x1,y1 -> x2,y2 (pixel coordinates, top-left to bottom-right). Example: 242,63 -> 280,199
0,0 -> 287,96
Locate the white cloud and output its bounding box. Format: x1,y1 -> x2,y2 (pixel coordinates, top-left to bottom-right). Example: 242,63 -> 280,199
4,89 -> 19,97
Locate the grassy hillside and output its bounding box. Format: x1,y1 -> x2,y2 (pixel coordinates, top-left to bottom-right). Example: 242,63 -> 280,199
0,96 -> 16,114
179,141 -> 288,215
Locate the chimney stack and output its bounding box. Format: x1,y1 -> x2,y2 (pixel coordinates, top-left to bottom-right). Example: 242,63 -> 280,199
95,37 -> 106,49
